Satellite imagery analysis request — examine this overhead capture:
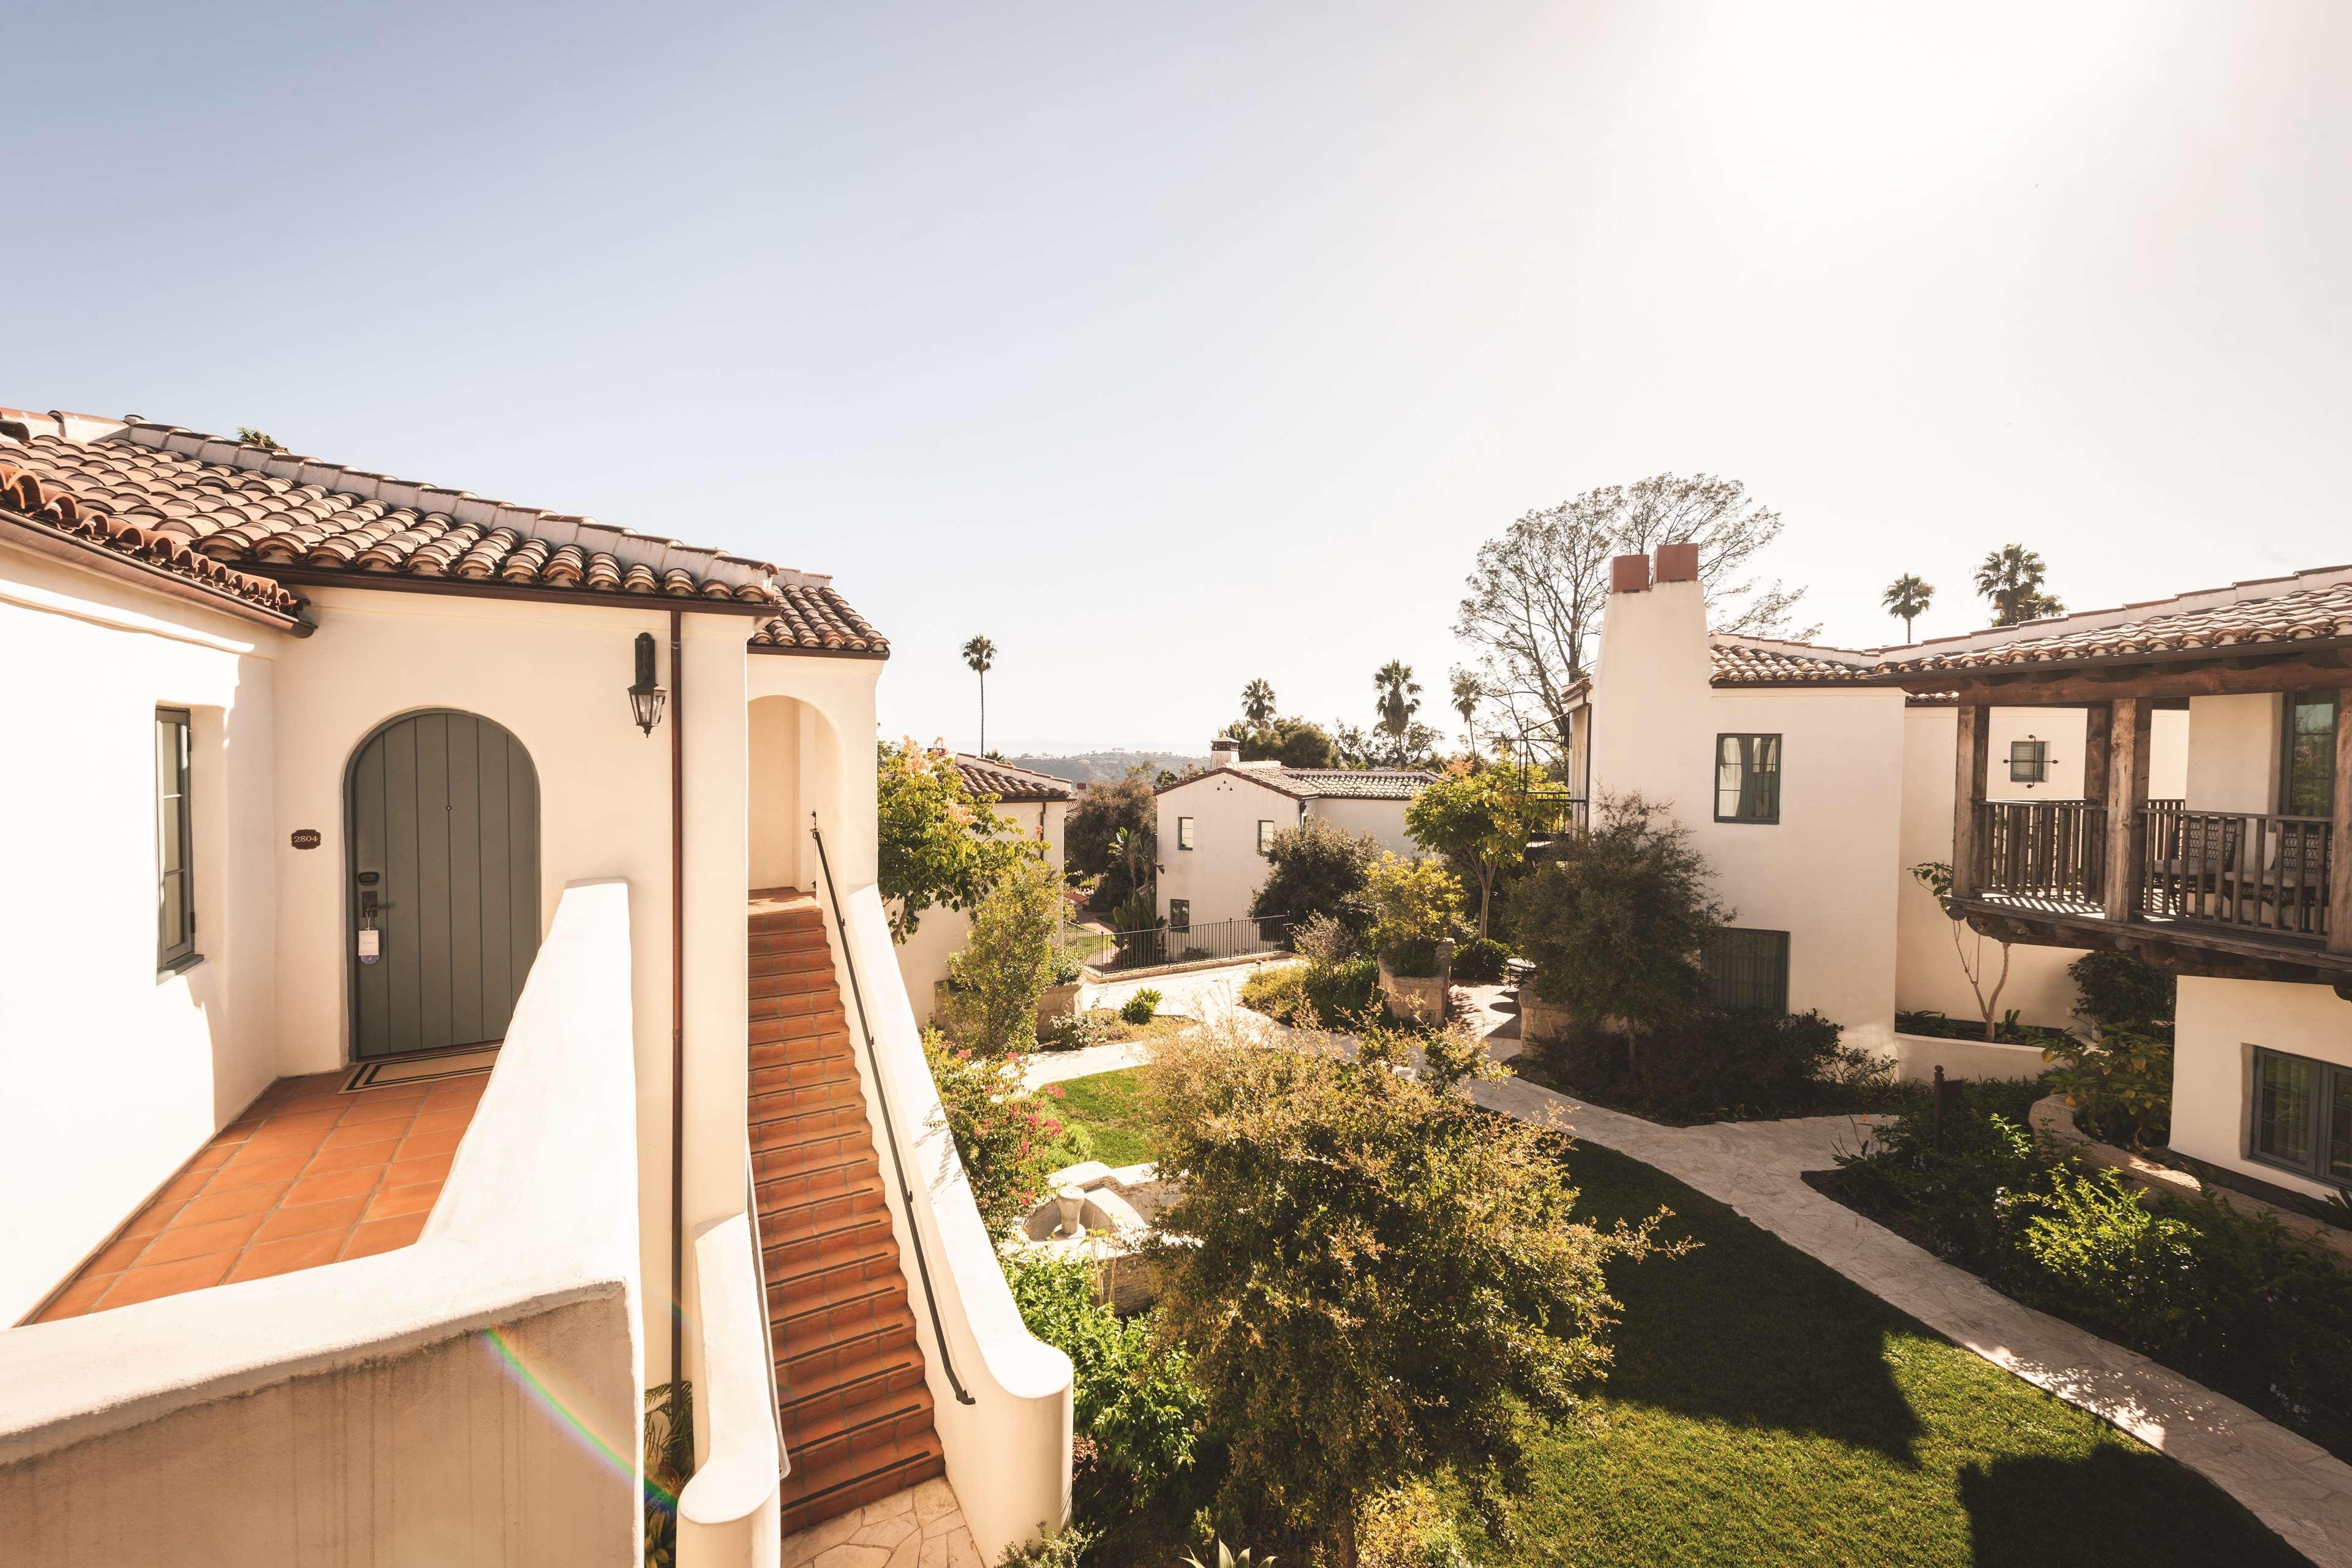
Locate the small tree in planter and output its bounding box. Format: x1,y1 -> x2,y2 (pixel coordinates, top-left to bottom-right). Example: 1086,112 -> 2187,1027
1404,763 -> 1531,938
944,854 -> 1066,1055
1508,794 -> 1724,1076
1365,853 -> 1464,1023
1909,860 -> 2015,1042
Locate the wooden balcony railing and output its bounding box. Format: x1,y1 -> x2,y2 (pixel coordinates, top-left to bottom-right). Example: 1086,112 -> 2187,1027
1972,800 -> 2106,910
2141,808 -> 2333,940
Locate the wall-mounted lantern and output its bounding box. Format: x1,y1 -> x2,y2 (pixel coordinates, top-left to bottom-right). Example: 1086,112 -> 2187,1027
628,631 -> 667,736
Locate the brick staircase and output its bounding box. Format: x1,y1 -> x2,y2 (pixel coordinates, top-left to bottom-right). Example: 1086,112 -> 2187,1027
747,889 -> 945,1534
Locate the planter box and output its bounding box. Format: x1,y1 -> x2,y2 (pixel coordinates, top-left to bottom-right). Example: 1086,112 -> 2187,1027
1885,1030 -> 2048,1084
1036,980 -> 1083,1031
1378,959 -> 1449,1023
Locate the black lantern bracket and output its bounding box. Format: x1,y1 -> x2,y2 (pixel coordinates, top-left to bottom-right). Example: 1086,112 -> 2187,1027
629,630 -> 668,736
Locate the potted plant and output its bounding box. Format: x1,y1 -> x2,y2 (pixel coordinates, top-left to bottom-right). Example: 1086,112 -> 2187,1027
1366,853 -> 1463,1023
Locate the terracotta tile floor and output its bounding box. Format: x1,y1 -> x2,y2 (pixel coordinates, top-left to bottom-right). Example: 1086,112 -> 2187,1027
32,1066 -> 488,1323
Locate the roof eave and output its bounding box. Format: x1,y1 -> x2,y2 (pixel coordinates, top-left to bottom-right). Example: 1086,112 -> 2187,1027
0,510 -> 311,635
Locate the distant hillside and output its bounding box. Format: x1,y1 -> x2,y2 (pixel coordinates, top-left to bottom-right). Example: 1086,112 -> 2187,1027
1006,750 -> 1208,786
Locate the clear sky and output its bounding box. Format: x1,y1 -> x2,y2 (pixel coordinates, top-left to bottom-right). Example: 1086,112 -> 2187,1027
9,2 -> 2348,756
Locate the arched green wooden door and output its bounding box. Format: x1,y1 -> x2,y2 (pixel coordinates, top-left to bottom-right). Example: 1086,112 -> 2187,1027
347,710 -> 541,1059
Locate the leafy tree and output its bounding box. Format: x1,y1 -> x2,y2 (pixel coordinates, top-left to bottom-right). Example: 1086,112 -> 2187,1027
1405,764 -> 1530,936
1975,545 -> 2064,626
876,739 -> 1034,939
1239,678 -> 1276,726
1067,768 -> 1157,902
962,634 -> 998,752
1364,853 -> 1463,974
1232,715 -> 1337,769
1144,1017 -> 1674,1562
1251,817 -> 1380,937
1455,474 -> 1816,756
1882,573 -> 1934,641
1002,1251 -> 1205,1494
236,426 -> 284,450
1509,794 -> 1725,1074
944,852 -> 1065,1054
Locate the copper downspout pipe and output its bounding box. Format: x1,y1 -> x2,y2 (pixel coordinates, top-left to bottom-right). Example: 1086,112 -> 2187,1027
668,606 -> 686,1395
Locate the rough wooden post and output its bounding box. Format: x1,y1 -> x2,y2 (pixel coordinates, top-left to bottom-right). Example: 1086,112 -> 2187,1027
2080,703 -> 2111,902
1952,706 -> 1991,899
2102,698 -> 2152,924
2331,686 -> 2352,954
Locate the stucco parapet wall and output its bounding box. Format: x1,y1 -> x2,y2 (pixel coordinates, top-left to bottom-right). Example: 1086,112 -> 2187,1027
2028,1094 -> 2352,1265
0,879 -> 643,1465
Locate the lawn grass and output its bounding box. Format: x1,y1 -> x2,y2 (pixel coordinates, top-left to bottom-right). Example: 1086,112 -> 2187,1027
1464,1139 -> 2310,1567
1054,1067 -> 1162,1167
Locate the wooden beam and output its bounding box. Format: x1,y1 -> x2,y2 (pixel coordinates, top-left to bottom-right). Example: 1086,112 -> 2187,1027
2102,697 -> 2152,923
1952,705 -> 1990,899
1890,651 -> 2352,707
2080,703 -> 2111,902
2334,685 -> 2352,956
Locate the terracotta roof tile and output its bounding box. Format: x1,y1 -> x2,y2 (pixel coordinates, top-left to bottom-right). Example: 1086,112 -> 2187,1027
1875,567 -> 2352,674
0,458 -> 303,619
951,754 -> 1072,802
1708,638 -> 1879,686
1160,765 -> 1435,800
0,407 -> 886,651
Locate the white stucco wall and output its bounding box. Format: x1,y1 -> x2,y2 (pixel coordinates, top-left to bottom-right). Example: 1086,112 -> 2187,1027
895,797 -> 1067,1025
2173,976 -> 2352,1200
1589,578 -> 1905,1054
1155,772 -> 1305,929
1306,795 -> 1419,858
2185,693 -> 2280,813
0,542 -> 287,1325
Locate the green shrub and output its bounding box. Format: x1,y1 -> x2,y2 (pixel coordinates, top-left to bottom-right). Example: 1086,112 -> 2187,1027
1356,1480 -> 1474,1568
924,1031 -> 1087,1235
1450,936 -> 1512,986
643,1380 -> 694,1568
1241,956 -> 1381,1029
2040,1024 -> 2173,1148
1382,936 -> 1441,979
945,856 -> 1066,1055
1121,988 -> 1162,1025
2007,1164 -> 2206,1354
996,1522 -> 1099,1568
1366,852 -> 1463,974
1529,1009 -> 1865,1120
1252,818 -> 1381,937
1002,1252 -> 1204,1498
1048,948 -> 1087,987
1239,964 -> 1311,1024
2068,948 -> 2176,1027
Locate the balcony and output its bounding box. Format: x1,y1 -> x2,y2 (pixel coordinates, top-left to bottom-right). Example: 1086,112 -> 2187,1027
1961,799 -> 2351,988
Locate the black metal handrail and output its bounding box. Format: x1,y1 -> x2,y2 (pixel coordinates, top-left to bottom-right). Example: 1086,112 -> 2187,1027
808,816 -> 975,1406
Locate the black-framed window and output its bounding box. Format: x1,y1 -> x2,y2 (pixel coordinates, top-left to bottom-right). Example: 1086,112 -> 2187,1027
2280,693 -> 2337,818
2252,1047 -> 2352,1186
1257,819 -> 1274,855
1177,815 -> 1196,851
157,708 -> 196,971
1702,928 -> 1789,1015
1169,899 -> 1191,933
1714,734 -> 1781,824
2009,738 -> 2049,785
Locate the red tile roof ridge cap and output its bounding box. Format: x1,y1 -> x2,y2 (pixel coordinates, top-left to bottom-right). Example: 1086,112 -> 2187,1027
1708,632 -> 1885,662
108,420 -> 799,597
1879,560 -> 2352,664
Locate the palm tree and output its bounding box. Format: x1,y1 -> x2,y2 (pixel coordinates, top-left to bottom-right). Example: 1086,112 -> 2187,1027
1449,667 -> 1482,753
1881,574 -> 1934,642
1974,546 -> 2064,627
1240,678 -> 1276,726
960,635 -> 997,752
1374,660 -> 1421,742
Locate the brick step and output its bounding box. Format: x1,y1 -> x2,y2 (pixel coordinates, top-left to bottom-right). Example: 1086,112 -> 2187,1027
764,1207 -> 895,1283
750,929 -> 829,957
749,1055 -> 862,1099
777,1378 -> 935,1482
751,1101 -> 872,1155
757,1172 -> 889,1235
750,968 -> 831,1001
772,1261 -> 909,1346
780,1301 -> 918,1388
750,989 -> 845,1022
750,1011 -> 850,1049
767,1237 -> 899,1315
776,1431 -> 946,1539
750,911 -> 827,938
780,1335 -> 928,1431
752,1126 -> 875,1185
755,1148 -> 883,1213
752,943 -> 832,975
748,1075 -> 864,1126
748,1031 -> 856,1072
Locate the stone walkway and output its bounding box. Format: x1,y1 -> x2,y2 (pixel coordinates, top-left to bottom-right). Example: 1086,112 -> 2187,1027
1472,1068 -> 2352,1568
777,1477 -> 981,1568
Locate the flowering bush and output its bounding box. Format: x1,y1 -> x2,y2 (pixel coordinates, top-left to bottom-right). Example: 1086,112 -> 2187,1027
922,1030 -> 1087,1235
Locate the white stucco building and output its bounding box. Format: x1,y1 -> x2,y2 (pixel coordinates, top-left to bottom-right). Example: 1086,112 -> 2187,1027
1576,543 -> 2351,1211
894,753 -> 1071,1024
1153,740 -> 1434,931
0,409 -> 1069,1566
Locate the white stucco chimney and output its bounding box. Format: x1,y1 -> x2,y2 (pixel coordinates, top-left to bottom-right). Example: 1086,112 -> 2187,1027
1210,735 -> 1239,768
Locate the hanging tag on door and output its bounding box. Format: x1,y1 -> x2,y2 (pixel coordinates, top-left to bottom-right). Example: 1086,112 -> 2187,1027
358,928 -> 381,964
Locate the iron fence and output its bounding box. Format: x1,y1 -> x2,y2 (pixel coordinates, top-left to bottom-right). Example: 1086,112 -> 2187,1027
1063,913 -> 1295,974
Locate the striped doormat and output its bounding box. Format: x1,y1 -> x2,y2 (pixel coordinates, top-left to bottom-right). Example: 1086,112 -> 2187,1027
344,1044 -> 500,1091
